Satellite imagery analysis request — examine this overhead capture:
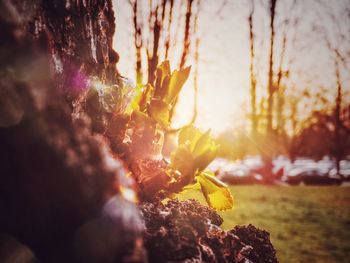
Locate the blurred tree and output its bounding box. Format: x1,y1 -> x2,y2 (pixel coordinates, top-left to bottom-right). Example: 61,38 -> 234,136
248,0 -> 258,136
274,1 -> 299,139
293,107 -> 350,163
266,0 -> 277,135
129,0 -> 198,85
287,95 -> 299,161
321,0 -> 350,177
129,0 -> 201,127
130,0 -> 143,84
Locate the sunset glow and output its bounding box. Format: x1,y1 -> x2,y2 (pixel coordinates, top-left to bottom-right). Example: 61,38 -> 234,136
113,0 -> 350,135
2,1 -> 350,262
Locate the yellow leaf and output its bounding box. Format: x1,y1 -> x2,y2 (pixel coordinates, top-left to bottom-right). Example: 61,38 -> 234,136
193,145 -> 218,172
125,83 -> 143,114
182,181 -> 201,191
148,98 -> 171,127
154,61 -> 171,99
178,125 -> 202,151
170,144 -> 194,176
178,181 -> 201,196
192,129 -> 211,157
166,66 -> 191,105
197,172 -> 234,211
191,130 -> 219,171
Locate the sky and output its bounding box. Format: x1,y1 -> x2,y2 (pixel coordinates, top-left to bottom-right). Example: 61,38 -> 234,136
112,0 -> 350,135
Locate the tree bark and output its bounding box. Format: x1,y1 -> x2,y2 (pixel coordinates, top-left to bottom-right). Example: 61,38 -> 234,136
0,1 -> 141,262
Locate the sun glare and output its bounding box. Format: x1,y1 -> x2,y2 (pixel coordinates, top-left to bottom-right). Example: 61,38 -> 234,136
113,0 -> 350,137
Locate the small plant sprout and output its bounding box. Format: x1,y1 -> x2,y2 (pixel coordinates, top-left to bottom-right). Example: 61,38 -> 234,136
115,61 -> 233,210
170,125 -> 234,210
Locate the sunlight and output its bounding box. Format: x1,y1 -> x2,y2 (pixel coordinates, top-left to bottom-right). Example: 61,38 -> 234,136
172,77 -> 248,135
113,0 -> 350,138
2,0 -> 350,262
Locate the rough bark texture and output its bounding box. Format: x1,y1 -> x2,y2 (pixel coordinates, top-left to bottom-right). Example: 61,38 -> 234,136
0,1 -> 141,262
39,0 -> 120,97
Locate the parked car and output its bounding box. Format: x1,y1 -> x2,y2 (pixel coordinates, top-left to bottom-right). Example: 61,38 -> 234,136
209,156 -> 285,185
243,155 -> 264,170
272,155 -> 291,175
210,156 -> 348,185
207,158 -> 232,175
282,167 -> 342,185
329,160 -> 350,181
219,170 -> 263,185
216,161 -> 264,185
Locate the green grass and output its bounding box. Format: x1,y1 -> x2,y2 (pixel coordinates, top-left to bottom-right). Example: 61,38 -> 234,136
178,186 -> 350,263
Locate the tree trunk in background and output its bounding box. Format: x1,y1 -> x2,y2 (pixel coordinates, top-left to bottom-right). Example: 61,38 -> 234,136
289,99 -> 298,162
179,0 -> 194,68
147,19 -> 160,85
131,0 -> 143,85
276,33 -> 286,135
334,58 -> 343,179
248,1 -> 258,136
169,0 -> 195,122
266,0 -> 277,134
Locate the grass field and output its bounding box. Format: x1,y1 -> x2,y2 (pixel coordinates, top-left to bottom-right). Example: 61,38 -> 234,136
178,186 -> 350,263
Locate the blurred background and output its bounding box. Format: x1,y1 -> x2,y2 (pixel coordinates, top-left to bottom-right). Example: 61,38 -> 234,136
113,0 -> 350,262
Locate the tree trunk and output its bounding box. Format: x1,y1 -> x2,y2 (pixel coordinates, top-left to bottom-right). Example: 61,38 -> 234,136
0,1 -> 141,262
43,0 -> 120,95
248,2 -> 258,136
334,58 -> 343,180
266,0 -> 277,134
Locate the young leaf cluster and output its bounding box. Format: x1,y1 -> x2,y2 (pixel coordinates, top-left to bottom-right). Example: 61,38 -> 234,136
170,125 -> 234,211
118,61 -> 233,210
130,61 -> 191,128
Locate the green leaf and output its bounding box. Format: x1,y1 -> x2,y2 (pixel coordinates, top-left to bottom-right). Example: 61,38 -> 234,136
178,125 -> 202,151
148,98 -> 171,127
197,172 -> 234,211
154,61 -> 171,99
192,129 -> 212,156
170,144 -> 194,177
177,181 -> 202,196
192,130 -> 219,171
193,145 -> 218,172
165,66 -> 191,105
158,75 -> 170,100
178,125 -> 219,172
182,181 -> 201,191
